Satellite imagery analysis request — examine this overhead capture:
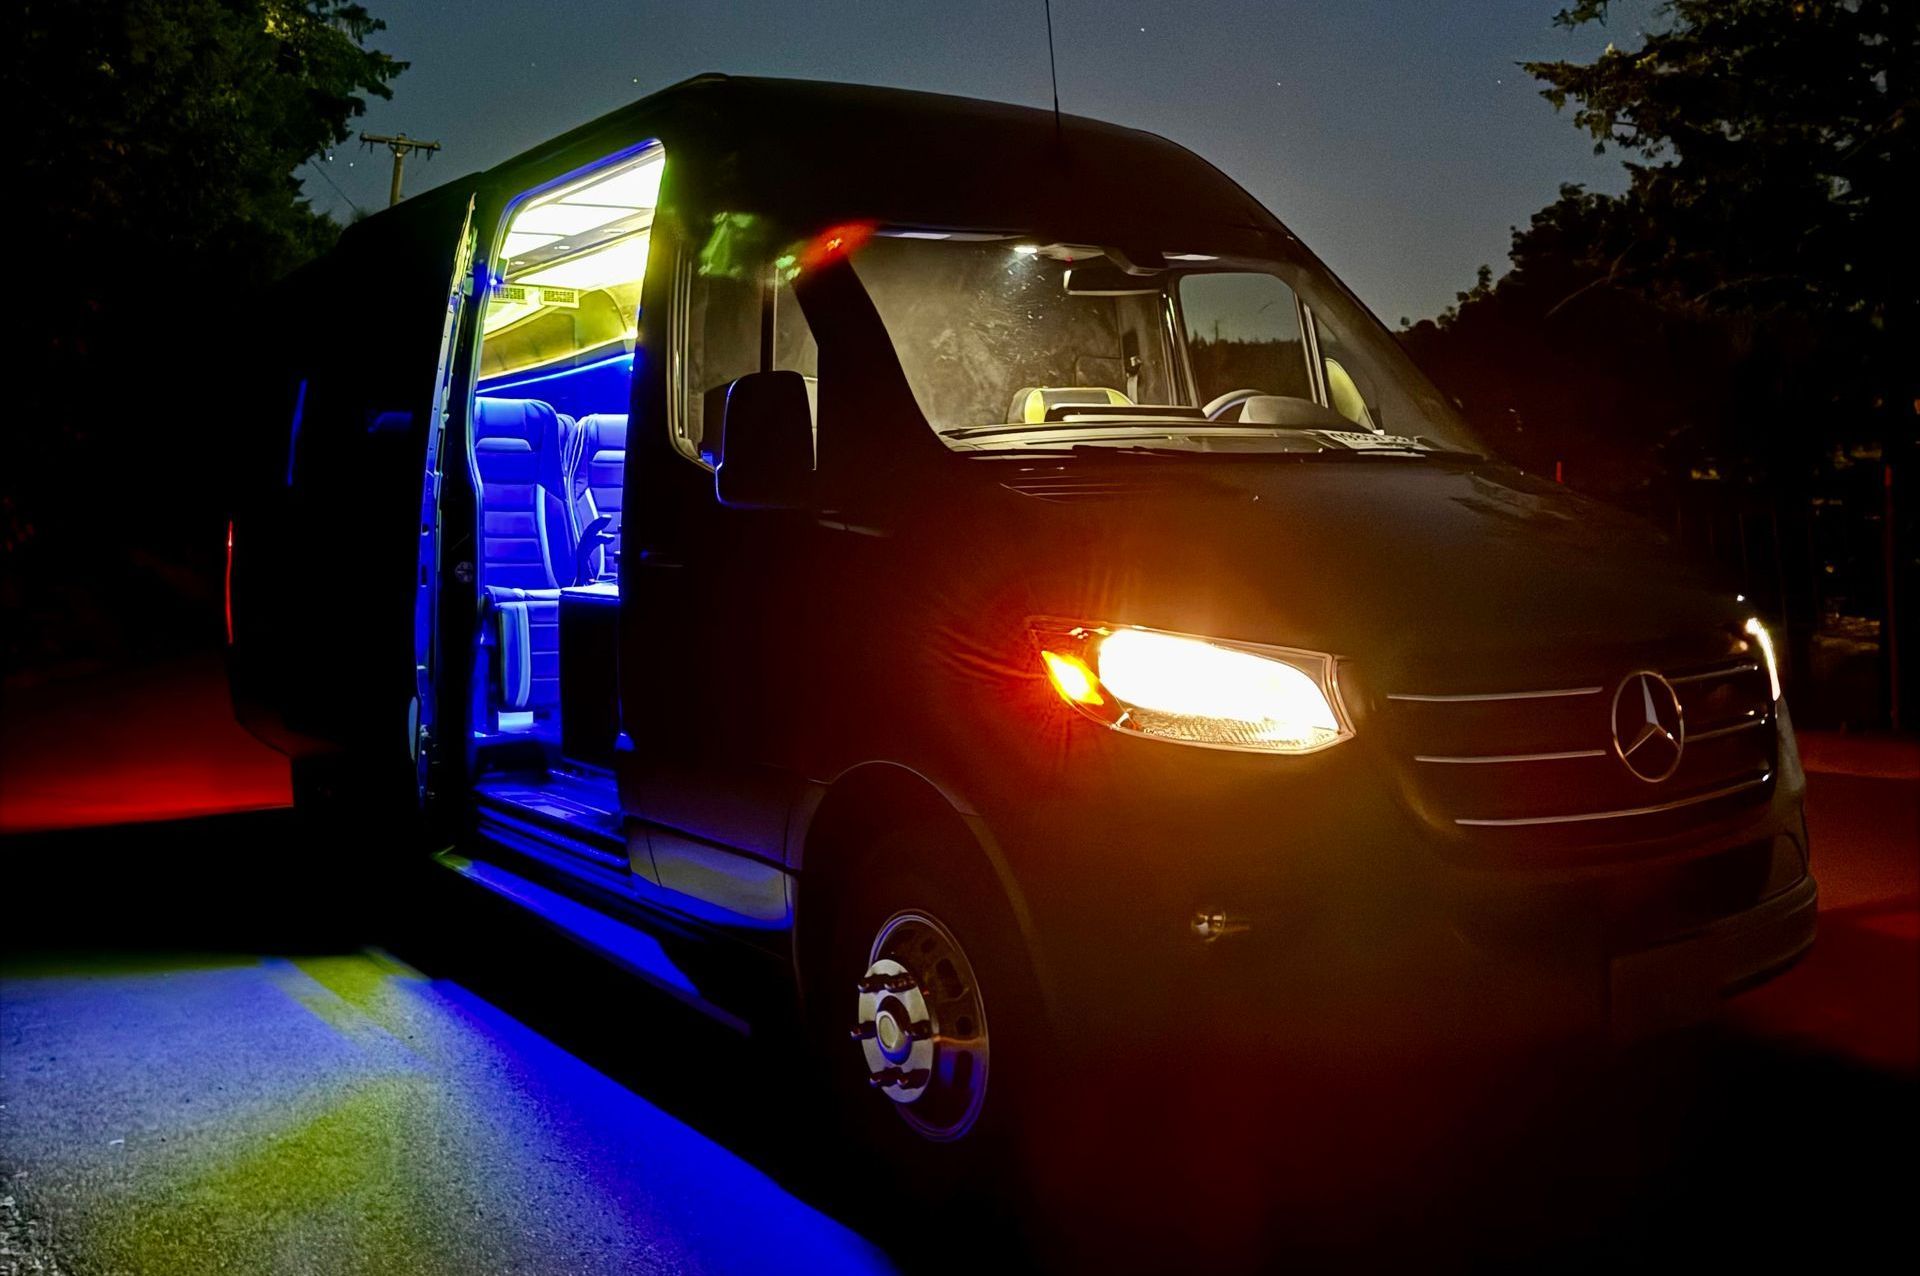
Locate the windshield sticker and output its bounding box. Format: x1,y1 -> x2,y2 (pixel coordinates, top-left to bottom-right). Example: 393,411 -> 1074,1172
1317,431 -> 1432,451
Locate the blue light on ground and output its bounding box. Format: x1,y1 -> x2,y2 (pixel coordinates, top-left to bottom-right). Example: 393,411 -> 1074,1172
0,952 -> 896,1275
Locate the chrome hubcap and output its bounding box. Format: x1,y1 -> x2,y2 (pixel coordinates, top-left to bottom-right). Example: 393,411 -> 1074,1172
851,910 -> 990,1141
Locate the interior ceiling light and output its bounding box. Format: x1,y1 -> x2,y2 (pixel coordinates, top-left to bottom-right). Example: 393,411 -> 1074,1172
511,203 -> 630,238
519,233 -> 651,291
502,231 -> 562,258
558,156 -> 665,212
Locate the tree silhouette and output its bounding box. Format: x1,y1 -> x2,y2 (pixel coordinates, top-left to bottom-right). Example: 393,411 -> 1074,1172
6,1 -> 404,667
1403,0 -> 1915,721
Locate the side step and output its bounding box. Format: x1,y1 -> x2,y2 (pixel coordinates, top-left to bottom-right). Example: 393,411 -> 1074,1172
433,848 -> 750,1035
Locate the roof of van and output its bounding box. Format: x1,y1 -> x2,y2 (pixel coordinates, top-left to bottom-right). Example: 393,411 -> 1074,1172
472,73 -> 1290,253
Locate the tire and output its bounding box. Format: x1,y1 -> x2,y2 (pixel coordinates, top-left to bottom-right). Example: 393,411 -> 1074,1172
804,823 -> 1045,1196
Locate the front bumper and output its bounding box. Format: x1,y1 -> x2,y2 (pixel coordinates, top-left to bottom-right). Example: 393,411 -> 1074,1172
964,703 -> 1813,1058
1609,870 -> 1816,1041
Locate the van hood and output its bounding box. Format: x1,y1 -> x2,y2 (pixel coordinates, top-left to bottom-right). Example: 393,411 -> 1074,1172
979,457 -> 1748,689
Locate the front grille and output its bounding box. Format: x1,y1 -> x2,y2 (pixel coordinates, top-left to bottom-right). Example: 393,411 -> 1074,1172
1381,655 -> 1777,857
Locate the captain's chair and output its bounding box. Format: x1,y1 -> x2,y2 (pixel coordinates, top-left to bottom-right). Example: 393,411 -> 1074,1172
572,413 -> 628,581
472,396 -> 576,729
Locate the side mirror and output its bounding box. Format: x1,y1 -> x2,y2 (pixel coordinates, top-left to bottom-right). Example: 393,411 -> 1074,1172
716,370 -> 814,510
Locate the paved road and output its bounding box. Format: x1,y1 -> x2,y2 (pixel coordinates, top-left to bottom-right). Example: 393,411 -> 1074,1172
2,660 -> 1915,1272
0,850 -> 898,1276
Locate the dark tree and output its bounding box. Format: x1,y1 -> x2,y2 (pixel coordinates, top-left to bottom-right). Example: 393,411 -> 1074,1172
1403,0 -> 1916,723
6,1 -> 403,666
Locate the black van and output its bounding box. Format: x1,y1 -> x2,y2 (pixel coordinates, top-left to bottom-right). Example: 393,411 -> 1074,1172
228,74 -> 1815,1153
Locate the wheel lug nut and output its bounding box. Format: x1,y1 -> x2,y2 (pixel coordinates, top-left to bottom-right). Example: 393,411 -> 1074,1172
849,1022 -> 876,1041
867,1066 -> 932,1090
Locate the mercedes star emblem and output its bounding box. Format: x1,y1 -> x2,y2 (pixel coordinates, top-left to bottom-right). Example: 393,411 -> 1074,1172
1611,671 -> 1685,783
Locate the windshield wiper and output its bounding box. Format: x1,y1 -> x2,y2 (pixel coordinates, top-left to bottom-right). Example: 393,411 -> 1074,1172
947,418 -> 1207,442
971,443 -> 1483,463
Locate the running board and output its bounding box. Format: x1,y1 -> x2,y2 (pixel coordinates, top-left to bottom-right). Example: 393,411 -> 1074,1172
433,848 -> 750,1035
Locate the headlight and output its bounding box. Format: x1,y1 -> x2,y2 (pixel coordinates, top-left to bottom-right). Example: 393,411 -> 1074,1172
1745,616 -> 1782,703
1033,621 -> 1351,753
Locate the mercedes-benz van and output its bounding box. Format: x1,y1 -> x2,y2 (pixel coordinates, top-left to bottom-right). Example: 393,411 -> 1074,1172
227,74 -> 1815,1156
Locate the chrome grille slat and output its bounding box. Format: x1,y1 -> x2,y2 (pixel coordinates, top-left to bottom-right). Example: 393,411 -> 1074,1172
1386,649 -> 1776,848
1688,716 -> 1766,742
1453,773 -> 1771,827
1387,686 -> 1602,704
1415,748 -> 1607,765
1668,660 -> 1760,685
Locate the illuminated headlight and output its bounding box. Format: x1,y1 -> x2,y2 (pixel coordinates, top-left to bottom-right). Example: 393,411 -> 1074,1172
1034,622 -> 1352,753
1745,616 -> 1782,703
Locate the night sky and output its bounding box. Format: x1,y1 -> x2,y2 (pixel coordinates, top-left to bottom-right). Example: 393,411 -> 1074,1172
309,0 -> 1656,326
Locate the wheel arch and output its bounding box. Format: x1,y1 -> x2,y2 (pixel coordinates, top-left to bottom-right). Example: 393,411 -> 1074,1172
788,762 -> 1055,1026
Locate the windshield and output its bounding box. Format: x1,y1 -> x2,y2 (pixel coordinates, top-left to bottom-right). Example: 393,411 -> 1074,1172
847,233 -> 1481,457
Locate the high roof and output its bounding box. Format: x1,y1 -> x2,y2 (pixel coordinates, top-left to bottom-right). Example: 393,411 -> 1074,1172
481,73 -> 1289,254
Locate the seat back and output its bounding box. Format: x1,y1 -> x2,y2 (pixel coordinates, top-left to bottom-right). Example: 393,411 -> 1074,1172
472,396 -> 577,589
472,396 -> 575,730
573,413 -> 628,579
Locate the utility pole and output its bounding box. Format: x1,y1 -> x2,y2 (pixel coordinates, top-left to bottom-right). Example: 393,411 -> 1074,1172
359,132 -> 441,206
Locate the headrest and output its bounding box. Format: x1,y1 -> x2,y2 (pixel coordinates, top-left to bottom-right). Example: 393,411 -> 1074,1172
1007,386 -> 1134,424
473,396 -> 574,495
473,396 -> 553,445
577,413 -> 629,453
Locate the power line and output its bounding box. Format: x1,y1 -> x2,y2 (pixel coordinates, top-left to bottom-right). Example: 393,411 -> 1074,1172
304,155 -> 364,218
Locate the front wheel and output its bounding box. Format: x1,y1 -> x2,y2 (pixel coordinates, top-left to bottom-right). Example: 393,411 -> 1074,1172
808,834 -> 1043,1185
853,906 -> 994,1142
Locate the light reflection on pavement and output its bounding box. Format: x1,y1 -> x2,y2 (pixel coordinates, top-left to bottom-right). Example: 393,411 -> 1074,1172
1,946 -> 896,1276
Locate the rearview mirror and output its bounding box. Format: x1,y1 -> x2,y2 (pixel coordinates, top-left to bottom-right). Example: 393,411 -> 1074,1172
716,370 -> 814,510
1064,263 -> 1163,296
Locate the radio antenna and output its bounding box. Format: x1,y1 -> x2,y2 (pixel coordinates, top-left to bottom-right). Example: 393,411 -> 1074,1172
1043,0 -> 1062,140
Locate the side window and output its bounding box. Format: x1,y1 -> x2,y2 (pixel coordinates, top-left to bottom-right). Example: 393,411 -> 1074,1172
674,264 -> 817,468
1307,306 -> 1448,436
1311,312 -> 1381,431
1178,273 -> 1313,406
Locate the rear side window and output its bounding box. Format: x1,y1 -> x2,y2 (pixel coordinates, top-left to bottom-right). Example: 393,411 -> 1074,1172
1178,272 -> 1313,406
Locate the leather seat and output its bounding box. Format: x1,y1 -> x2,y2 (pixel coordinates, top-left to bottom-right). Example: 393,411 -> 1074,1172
573,413 -> 627,580
472,397 -> 577,727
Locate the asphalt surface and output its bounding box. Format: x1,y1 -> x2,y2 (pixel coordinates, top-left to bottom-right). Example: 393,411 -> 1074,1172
1,814 -> 905,1276
1,657 -> 1916,1272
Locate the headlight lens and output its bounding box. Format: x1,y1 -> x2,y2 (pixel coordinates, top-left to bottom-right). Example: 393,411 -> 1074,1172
1745,616 -> 1782,703
1034,622 -> 1351,753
